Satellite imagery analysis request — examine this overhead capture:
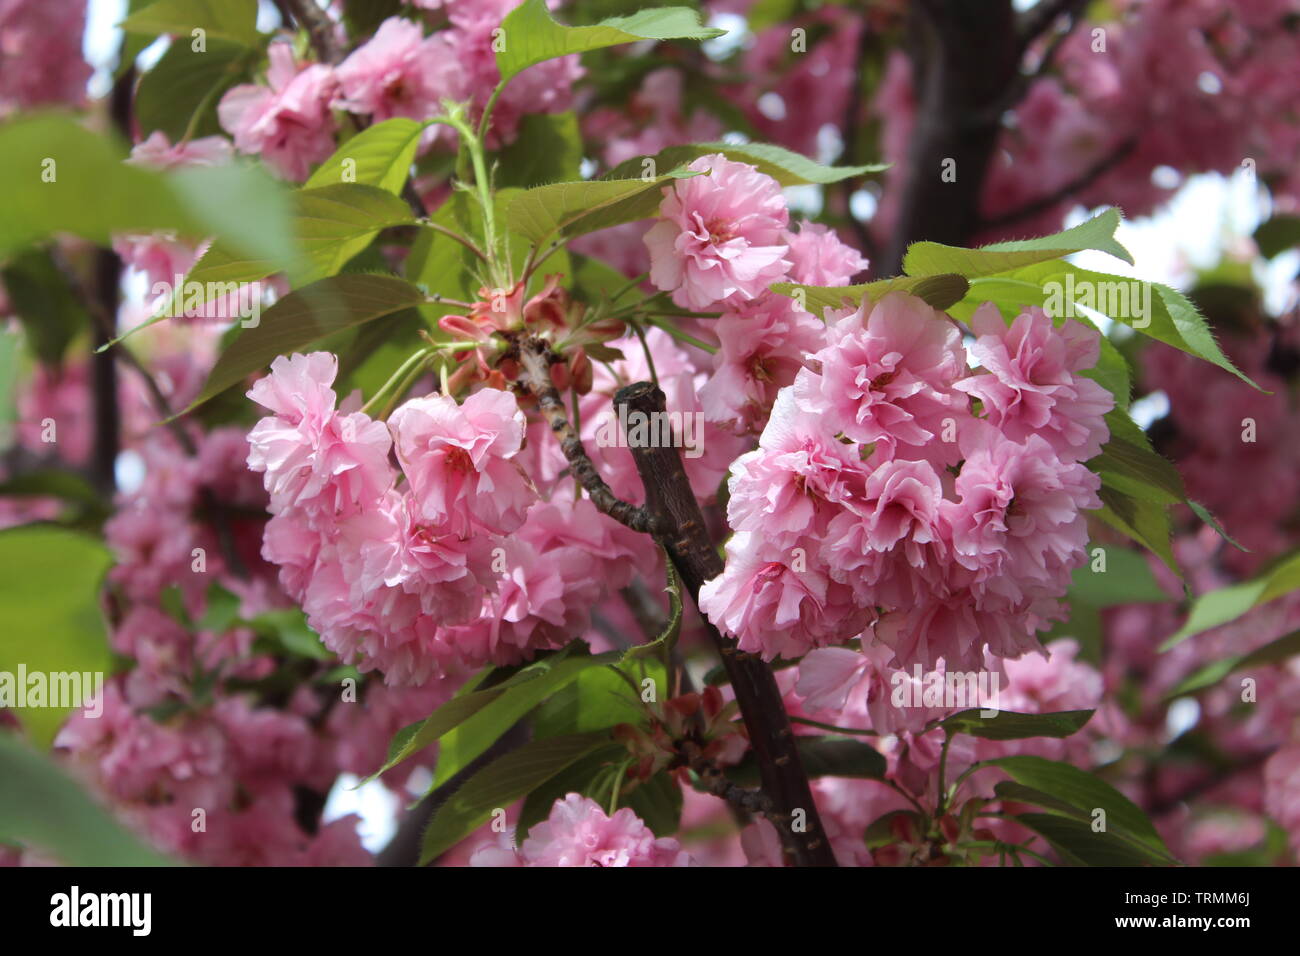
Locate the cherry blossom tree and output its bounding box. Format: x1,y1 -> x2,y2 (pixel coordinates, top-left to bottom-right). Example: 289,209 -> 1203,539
0,0 -> 1298,871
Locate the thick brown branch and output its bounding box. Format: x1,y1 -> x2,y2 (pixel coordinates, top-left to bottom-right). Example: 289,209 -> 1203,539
877,0 -> 1022,275
614,381 -> 838,867
517,341 -> 661,535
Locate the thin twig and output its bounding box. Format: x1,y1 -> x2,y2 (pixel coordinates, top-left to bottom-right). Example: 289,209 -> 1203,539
517,339 -> 661,534
979,136 -> 1137,229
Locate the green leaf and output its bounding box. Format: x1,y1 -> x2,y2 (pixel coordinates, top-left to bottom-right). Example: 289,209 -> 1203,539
771,274 -> 971,317
0,114 -> 295,267
168,161 -> 297,268
516,742 -> 627,839
1089,410 -> 1186,506
983,755 -> 1174,861
605,141 -> 887,187
186,274 -> 426,410
1160,551 -> 1300,651
420,732 -> 613,864
134,38 -> 254,141
120,0 -> 261,47
1165,628 -> 1300,698
505,168 -> 701,245
624,770 -> 684,838
0,249 -> 87,366
903,209 -> 1133,279
246,608 -> 331,660
622,553 -> 683,662
306,118 -> 424,195
0,526 -> 113,747
1095,484 -> 1179,576
0,734 -> 175,865
368,649 -> 619,783
1065,547 -> 1169,607
495,0 -> 724,84
530,661 -> 661,739
494,112 -> 584,188
289,184 -> 415,282
1253,214 -> 1300,259
1022,261 -> 1257,389
432,650 -> 621,789
1011,812 -> 1166,866
727,736 -> 886,786
1188,500 -> 1249,553
940,709 -> 1094,741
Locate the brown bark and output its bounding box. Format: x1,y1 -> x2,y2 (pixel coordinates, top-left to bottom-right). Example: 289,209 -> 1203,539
614,381 -> 838,867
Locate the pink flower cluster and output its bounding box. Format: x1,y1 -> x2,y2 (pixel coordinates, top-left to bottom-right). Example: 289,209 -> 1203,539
218,5 -> 581,179
248,352 -> 644,685
699,292 -> 1112,672
470,794 -> 694,866
648,155 -> 868,434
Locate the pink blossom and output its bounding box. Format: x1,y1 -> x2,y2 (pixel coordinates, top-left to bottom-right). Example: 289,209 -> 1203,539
699,294 -> 826,432
333,17 -> 451,123
943,422 -> 1100,607
785,221 -> 869,286
725,389 -> 869,547
472,794 -> 694,867
0,0 -> 90,111
955,304 -> 1114,462
246,352 -> 394,518
699,531 -> 871,661
644,154 -> 792,311
127,131 -> 233,170
820,458 -> 948,608
795,291 -> 967,464
388,387 -> 538,536
218,43 -> 337,181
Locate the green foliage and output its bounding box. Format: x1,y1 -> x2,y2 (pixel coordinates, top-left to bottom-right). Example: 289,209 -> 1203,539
119,0 -> 262,48
0,526 -> 113,747
1160,551 -> 1300,650
494,113 -> 585,188
604,141 -> 887,186
505,168 -> 701,244
419,732 -> 613,864
772,274 -> 970,316
0,115 -> 295,266
904,209 -> 1134,277
1166,628 -> 1300,698
939,709 -> 1094,741
1253,214 -> 1300,259
187,274 -> 427,410
134,38 -> 255,141
494,0 -> 724,84
0,248 -> 87,366
306,119 -> 426,195
983,755 -> 1177,865
0,734 -> 175,865
727,736 -> 887,786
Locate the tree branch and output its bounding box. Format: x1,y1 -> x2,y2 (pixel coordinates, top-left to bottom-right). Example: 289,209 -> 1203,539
613,380 -> 838,867
282,0 -> 343,64
517,339 -> 662,535
979,135 -> 1137,230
